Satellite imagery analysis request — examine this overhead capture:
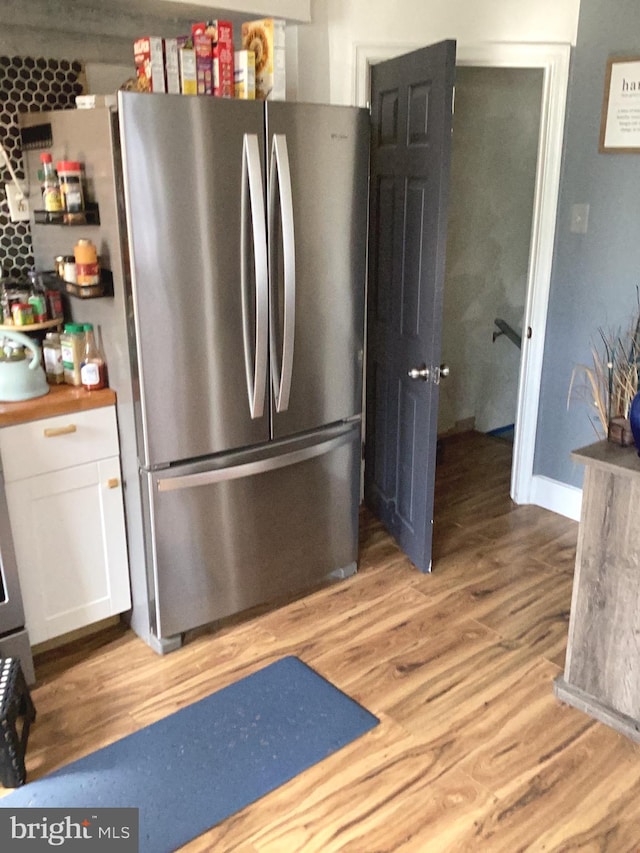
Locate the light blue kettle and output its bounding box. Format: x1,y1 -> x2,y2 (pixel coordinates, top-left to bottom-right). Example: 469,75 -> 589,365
0,329 -> 49,402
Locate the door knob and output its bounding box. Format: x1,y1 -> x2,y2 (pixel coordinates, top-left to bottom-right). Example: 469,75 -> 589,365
408,366 -> 430,381
408,364 -> 450,384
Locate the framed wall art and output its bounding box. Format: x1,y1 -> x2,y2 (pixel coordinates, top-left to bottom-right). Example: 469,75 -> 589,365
600,55 -> 640,153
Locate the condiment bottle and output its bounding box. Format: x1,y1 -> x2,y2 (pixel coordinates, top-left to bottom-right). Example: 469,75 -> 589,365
45,289 -> 64,320
60,322 -> 85,386
80,323 -> 107,391
0,285 -> 10,325
43,332 -> 64,384
40,153 -> 63,222
27,268 -> 48,323
74,239 -> 100,287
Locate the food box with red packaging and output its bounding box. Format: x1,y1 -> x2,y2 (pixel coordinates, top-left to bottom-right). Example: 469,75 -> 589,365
133,36 -> 166,93
213,21 -> 234,98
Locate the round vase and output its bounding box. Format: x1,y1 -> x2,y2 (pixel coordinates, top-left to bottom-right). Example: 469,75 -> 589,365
628,391 -> 640,455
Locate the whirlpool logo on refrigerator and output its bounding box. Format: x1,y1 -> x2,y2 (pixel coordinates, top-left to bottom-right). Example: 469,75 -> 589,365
0,808 -> 138,850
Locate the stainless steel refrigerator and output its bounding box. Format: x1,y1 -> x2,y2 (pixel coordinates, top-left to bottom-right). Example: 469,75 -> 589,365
22,94 -> 369,652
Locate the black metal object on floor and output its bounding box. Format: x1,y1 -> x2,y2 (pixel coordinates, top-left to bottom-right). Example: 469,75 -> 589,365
0,657 -> 36,788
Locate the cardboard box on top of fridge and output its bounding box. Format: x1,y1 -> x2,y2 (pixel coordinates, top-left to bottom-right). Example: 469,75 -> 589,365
213,21 -> 234,98
241,19 -> 285,100
75,94 -> 118,109
192,21 -> 218,41
193,33 -> 213,95
133,37 -> 166,93
178,38 -> 197,96
234,50 -> 255,100
164,37 -> 181,94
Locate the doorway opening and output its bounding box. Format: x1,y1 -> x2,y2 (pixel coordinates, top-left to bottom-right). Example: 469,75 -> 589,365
438,65 -> 544,482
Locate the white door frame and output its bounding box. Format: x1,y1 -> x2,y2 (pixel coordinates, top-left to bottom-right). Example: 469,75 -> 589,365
355,41 -> 571,506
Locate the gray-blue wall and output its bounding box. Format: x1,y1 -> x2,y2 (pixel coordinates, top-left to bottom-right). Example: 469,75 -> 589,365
535,0 -> 640,487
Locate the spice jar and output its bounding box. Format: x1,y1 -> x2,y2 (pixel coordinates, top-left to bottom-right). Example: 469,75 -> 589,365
57,161 -> 85,222
60,322 -> 85,386
74,239 -> 100,286
43,332 -> 64,384
63,256 -> 77,284
11,302 -> 34,326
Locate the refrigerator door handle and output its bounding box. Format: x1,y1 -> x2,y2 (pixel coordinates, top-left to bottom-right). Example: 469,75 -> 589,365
157,431 -> 353,492
268,133 -> 296,413
241,133 -> 268,419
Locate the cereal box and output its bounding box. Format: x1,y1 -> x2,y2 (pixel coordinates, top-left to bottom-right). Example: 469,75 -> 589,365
192,21 -> 218,41
179,41 -> 197,96
164,37 -> 181,94
193,33 -> 213,95
241,19 -> 285,100
213,21 -> 234,98
133,36 -> 166,93
234,50 -> 255,100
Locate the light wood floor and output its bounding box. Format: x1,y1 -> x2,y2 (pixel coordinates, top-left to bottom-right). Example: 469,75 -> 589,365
6,432 -> 640,850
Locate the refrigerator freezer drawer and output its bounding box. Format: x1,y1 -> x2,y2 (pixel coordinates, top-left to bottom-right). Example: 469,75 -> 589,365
144,424 -> 360,640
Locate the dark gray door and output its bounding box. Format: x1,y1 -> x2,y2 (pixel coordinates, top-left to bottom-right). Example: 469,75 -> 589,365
265,102 -> 369,439
365,41 -> 456,572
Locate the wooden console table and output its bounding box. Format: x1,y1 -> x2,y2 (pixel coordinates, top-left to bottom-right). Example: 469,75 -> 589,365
554,440 -> 640,741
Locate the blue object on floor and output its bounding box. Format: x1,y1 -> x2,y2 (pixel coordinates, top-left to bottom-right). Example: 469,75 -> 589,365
487,424 -> 515,442
1,656 -> 379,852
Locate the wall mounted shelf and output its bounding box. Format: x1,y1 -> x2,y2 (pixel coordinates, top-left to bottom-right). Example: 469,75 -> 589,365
33,204 -> 100,226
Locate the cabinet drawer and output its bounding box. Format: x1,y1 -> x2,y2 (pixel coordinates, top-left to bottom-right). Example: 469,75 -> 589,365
0,406 -> 120,482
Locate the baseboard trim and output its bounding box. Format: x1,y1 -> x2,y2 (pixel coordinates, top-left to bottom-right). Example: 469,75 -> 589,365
530,474 -> 582,521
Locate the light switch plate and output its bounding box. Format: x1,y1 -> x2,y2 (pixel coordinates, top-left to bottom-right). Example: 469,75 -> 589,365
5,183 -> 30,222
570,203 -> 590,234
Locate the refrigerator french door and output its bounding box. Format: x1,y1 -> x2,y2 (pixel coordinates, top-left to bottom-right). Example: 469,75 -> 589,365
119,93 -> 369,646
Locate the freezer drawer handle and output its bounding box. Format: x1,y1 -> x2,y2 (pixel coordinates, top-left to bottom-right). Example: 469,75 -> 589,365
269,134 -> 295,413
241,133 -> 268,420
156,431 -> 353,493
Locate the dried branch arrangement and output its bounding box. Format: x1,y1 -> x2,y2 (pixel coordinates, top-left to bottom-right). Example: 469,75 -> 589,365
568,294 -> 640,439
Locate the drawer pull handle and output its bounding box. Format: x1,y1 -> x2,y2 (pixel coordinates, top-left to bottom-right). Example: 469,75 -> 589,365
106,477 -> 120,489
43,424 -> 77,438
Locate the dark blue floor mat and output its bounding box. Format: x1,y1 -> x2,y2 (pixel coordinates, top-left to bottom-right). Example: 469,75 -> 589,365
1,656 -> 379,852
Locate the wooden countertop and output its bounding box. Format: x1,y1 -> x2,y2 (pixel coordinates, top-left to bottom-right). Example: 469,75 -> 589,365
0,384 -> 116,427
572,439 -> 640,478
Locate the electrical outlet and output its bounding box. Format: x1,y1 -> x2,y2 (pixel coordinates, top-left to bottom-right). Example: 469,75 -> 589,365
5,183 -> 30,222
570,203 -> 590,234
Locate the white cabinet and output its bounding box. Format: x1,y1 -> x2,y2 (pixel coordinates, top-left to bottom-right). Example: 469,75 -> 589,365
0,405 -> 130,645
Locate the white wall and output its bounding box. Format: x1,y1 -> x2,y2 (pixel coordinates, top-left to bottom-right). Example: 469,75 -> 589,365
297,0 -> 580,105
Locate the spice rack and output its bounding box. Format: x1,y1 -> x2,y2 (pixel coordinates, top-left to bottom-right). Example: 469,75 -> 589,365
33,204 -> 100,226
0,318 -> 62,333
43,269 -> 113,300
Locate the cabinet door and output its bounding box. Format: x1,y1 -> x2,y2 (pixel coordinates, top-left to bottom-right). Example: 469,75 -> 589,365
6,457 -> 130,644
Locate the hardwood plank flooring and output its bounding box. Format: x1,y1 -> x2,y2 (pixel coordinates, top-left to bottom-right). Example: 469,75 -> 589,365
4,431 -> 640,851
